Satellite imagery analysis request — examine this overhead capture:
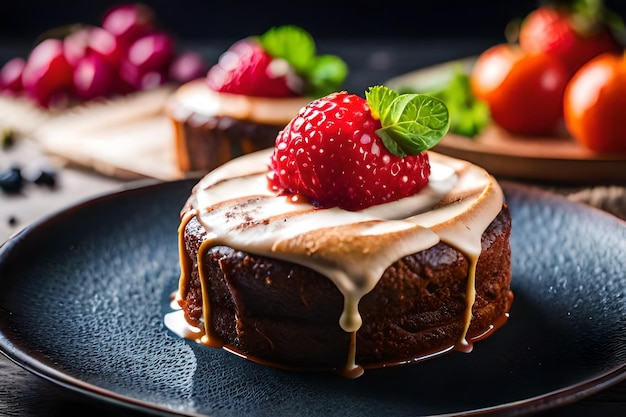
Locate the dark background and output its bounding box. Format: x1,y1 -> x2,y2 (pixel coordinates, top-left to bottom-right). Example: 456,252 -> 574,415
1,0 -> 625,94
3,0 -> 625,42
1,1 -> 538,40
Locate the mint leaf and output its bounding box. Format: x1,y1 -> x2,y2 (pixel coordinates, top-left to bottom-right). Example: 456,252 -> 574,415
259,25 -> 348,98
260,25 -> 316,72
366,85 -> 450,157
307,54 -> 349,97
367,85 -> 400,120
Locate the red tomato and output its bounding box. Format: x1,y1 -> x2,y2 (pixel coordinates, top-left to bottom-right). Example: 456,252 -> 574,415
564,52 -> 626,153
471,43 -> 570,136
519,6 -> 622,77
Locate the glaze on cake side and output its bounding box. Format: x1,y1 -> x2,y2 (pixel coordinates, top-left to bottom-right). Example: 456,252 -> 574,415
172,148 -> 508,377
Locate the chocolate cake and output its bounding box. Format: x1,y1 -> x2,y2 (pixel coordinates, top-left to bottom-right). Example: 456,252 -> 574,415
165,80 -> 310,173
174,149 -> 513,378
164,25 -> 347,174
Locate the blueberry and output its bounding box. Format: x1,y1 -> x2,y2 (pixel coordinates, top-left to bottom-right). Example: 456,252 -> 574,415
33,169 -> 57,188
0,167 -> 24,193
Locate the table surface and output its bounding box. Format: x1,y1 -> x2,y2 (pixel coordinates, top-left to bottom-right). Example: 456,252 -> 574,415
1,37 -> 625,417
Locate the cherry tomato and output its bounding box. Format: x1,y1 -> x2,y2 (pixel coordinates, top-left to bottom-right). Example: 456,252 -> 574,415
471,43 -> 570,136
564,52 -> 626,153
519,5 -> 622,77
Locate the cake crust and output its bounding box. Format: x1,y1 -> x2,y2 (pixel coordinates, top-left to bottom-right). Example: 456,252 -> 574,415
166,80 -> 310,173
172,113 -> 283,172
179,206 -> 512,370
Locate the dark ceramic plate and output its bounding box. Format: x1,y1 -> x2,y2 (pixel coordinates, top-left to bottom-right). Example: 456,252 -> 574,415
0,179 -> 625,417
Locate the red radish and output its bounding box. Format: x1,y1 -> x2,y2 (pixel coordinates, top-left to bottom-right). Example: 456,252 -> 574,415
73,54 -> 117,100
169,51 -> 207,83
125,32 -> 175,74
22,38 -> 73,107
101,3 -> 156,47
0,57 -> 26,93
65,26 -> 121,69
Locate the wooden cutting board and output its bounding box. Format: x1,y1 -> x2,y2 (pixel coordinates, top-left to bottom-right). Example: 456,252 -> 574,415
1,86 -> 184,181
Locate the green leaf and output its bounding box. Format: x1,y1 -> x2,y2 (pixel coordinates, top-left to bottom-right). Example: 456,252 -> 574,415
367,85 -> 399,121
259,25 -> 348,98
307,55 -> 349,97
366,85 -> 450,157
260,25 -> 316,73
430,66 -> 490,138
399,65 -> 491,138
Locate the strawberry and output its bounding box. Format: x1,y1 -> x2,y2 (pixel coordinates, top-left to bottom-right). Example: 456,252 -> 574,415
267,86 -> 450,211
206,25 -> 348,98
518,1 -> 623,76
206,39 -> 299,97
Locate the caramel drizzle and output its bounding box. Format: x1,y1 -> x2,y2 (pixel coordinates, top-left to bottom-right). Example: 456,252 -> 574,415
175,150 -> 504,374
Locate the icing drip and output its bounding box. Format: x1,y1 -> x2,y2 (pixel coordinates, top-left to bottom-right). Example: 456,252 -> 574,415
176,148 -> 504,373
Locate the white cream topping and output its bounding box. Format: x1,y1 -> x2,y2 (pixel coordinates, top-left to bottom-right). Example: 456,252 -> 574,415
167,79 -> 311,124
177,148 -> 504,374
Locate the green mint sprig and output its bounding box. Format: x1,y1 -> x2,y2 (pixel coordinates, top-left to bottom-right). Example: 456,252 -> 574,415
366,85 -> 450,157
259,25 -> 348,98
